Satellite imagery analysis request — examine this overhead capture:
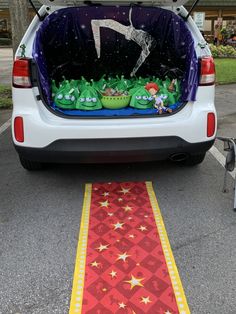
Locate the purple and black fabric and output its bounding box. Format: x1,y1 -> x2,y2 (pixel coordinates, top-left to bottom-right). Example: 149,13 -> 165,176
33,6 -> 198,105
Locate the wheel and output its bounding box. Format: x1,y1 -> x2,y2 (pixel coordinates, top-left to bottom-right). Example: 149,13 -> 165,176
19,155 -> 43,171
184,153 -> 206,166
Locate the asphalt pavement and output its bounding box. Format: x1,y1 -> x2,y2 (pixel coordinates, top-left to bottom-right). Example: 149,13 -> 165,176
0,131 -> 236,314
1,48 -> 236,313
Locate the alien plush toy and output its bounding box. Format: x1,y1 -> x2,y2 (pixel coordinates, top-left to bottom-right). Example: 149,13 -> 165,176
75,85 -> 102,110
130,86 -> 154,109
54,80 -> 79,109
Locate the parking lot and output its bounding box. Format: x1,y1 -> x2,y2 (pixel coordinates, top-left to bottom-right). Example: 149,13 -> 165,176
1,47 -> 236,313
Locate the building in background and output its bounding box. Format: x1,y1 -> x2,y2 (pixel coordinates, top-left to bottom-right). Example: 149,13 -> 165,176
0,0 -> 235,45
185,0 -> 236,43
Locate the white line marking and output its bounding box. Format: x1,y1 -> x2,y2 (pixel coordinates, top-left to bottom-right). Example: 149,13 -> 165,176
0,118 -> 11,135
210,146 -> 236,179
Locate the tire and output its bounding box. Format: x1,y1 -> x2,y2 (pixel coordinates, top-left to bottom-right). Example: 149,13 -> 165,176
184,152 -> 206,166
19,156 -> 43,171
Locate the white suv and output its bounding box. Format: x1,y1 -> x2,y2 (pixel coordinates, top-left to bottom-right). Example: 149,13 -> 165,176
12,0 -> 216,170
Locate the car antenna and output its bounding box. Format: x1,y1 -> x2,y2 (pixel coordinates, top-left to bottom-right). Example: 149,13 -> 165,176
28,0 -> 45,21
184,0 -> 201,21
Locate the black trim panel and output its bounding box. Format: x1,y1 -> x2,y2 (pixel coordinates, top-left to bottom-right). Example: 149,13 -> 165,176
15,137 -> 215,163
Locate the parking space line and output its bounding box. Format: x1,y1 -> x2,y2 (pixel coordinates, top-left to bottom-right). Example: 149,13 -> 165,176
0,118 -> 11,135
210,146 -> 236,179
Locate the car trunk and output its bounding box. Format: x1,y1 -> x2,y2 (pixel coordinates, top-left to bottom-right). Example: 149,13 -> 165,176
33,4 -> 199,117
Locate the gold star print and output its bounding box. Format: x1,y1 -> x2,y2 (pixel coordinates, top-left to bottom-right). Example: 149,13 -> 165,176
102,287 -> 107,292
123,205 -> 132,212
109,270 -> 117,278
140,296 -> 152,305
118,302 -> 126,309
107,212 -> 114,217
125,275 -> 144,289
113,222 -> 124,230
117,252 -> 131,262
127,216 -> 133,220
96,243 -> 109,252
102,192 -> 110,197
99,200 -> 109,208
90,261 -> 100,268
128,234 -> 135,239
119,187 -> 130,195
118,198 -> 123,202
138,225 -> 147,232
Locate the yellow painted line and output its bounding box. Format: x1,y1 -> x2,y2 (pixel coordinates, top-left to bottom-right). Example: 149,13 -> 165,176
69,183 -> 92,314
146,181 -> 190,314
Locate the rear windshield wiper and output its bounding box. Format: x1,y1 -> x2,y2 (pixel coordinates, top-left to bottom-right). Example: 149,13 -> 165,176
28,0 -> 45,21
184,0 -> 201,21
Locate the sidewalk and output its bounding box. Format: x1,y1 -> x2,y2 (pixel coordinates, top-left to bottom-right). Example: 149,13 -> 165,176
0,48 -> 13,86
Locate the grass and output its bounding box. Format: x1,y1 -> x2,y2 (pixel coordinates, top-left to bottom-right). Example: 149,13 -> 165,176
215,58 -> 236,84
0,85 -> 12,109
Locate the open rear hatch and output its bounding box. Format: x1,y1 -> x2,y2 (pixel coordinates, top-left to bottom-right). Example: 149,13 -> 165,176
32,1 -> 199,118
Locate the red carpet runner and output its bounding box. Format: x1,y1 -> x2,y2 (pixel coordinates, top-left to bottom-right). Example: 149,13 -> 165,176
70,182 -> 190,314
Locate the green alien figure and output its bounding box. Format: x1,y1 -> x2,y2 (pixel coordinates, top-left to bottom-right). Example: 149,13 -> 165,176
54,80 -> 79,109
130,86 -> 154,109
75,85 -> 102,110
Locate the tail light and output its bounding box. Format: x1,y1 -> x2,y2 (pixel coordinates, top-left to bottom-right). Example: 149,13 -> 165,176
207,112 -> 216,137
13,58 -> 32,88
14,117 -> 24,142
199,57 -> 215,86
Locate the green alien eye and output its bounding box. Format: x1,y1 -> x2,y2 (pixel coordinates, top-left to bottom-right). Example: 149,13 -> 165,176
71,96 -> 75,102
65,95 -> 71,100
86,97 -> 92,102
143,96 -> 148,100
92,98 -> 97,103
80,98 -> 85,102
136,96 -> 142,100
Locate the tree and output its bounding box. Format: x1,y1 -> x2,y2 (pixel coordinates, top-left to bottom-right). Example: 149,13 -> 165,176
9,0 -> 30,56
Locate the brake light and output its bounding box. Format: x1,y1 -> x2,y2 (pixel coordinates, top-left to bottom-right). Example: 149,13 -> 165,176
207,113 -> 216,137
13,58 -> 32,88
14,117 -> 24,142
199,57 -> 215,86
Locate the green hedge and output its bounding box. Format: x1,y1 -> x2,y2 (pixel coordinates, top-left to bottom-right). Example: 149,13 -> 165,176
209,44 -> 236,58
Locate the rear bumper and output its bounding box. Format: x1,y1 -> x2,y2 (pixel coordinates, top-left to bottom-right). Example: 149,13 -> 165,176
15,136 -> 215,163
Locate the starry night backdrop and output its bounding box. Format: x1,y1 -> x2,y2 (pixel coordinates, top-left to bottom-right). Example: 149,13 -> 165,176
33,6 -> 198,105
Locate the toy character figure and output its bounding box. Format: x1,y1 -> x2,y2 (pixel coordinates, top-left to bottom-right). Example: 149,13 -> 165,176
145,82 -> 172,114
76,85 -> 102,110
54,80 -> 78,109
130,86 -> 154,109
20,44 -> 26,58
